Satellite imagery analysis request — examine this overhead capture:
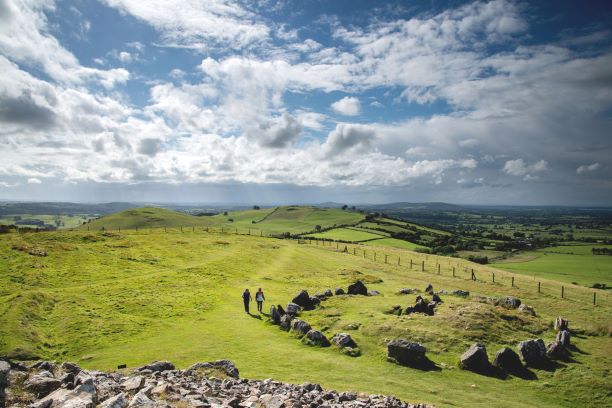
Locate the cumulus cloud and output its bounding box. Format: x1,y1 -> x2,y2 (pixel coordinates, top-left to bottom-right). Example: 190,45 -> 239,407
27,177 -> 41,184
576,162 -> 601,174
503,159 -> 548,179
323,123 -> 374,156
331,96 -> 361,116
253,113 -> 303,148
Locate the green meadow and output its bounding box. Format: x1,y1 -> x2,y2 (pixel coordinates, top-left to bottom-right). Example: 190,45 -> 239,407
1,223 -> 611,407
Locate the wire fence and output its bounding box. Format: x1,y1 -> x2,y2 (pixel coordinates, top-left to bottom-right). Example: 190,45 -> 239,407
19,224 -> 610,308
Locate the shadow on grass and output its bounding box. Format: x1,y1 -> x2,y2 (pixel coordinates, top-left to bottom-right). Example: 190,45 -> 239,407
526,359 -> 565,372
505,366 -> 537,380
389,357 -> 441,372
464,365 -> 508,380
248,313 -> 262,320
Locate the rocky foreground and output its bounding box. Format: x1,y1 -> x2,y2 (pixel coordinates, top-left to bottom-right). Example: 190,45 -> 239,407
0,359 -> 430,408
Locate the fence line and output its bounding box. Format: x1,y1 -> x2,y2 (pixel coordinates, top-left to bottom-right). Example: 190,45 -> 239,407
34,224 -> 610,307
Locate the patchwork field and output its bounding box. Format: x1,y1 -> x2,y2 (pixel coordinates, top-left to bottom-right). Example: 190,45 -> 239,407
1,228 -> 610,407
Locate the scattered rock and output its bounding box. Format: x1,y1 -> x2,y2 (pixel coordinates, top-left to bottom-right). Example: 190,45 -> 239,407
460,343 -> 490,372
368,290 -> 380,296
292,290 -> 315,310
276,304 -> 286,316
35,381 -> 97,408
387,339 -> 426,366
60,362 -> 82,375
451,290 -> 469,297
424,284 -> 433,294
323,289 -> 333,297
121,376 -> 144,392
137,361 -> 175,372
492,347 -> 523,372
432,293 -> 442,303
497,296 -> 521,309
99,393 -> 128,408
269,305 -> 281,325
128,389 -> 153,407
385,305 -> 403,316
554,317 -> 569,331
518,339 -> 547,367
302,330 -> 331,347
290,319 -> 312,337
187,360 -> 239,379
25,372 -> 62,398
518,304 -> 536,316
347,280 -> 368,296
331,333 -> 358,349
285,302 -> 301,316
398,288 -> 418,295
334,287 -> 345,295
556,330 -> 571,347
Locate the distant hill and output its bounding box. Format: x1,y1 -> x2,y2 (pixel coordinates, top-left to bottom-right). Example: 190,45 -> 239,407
0,201 -> 139,216
361,202 -> 464,211
79,205 -> 365,234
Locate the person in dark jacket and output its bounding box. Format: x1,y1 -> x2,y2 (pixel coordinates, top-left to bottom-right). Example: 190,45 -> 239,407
255,288 -> 265,312
242,289 -> 252,313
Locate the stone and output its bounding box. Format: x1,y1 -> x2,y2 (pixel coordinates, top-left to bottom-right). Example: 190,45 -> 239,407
413,298 -> 428,314
280,314 -> 293,331
347,281 -> 368,296
398,288 -> 418,295
387,339 -> 426,366
556,330 -> 571,347
150,383 -> 169,396
367,290 -> 380,296
303,330 -> 331,347
432,294 -> 442,303
386,305 -> 402,316
187,360 -> 239,379
292,290 -> 315,310
128,389 -> 153,407
59,372 -> 75,387
451,290 -> 469,297
276,304 -> 286,316
309,297 -> 321,307
269,305 -> 281,325
0,360 -> 10,386
334,288 -> 345,295
32,362 -> 55,372
424,284 -> 433,294
323,289 -> 333,297
554,317 -> 569,331
137,362 -> 174,373
518,339 -> 547,366
99,393 -> 128,408
426,302 -> 436,316
331,333 -> 357,349
60,362 -> 82,375
290,319 -> 312,337
259,394 -> 286,408
492,347 -> 523,372
497,296 -> 521,309
25,373 -> 62,398
286,303 -> 301,316
546,341 -> 569,360
518,304 -> 536,316
403,306 -> 414,315
35,381 -> 97,408
122,376 -> 145,392
460,343 -> 490,372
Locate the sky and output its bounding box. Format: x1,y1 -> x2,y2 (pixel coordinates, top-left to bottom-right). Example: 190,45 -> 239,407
0,0 -> 611,205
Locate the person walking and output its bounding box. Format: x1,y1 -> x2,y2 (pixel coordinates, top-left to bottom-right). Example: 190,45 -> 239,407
242,289 -> 252,313
255,288 -> 265,312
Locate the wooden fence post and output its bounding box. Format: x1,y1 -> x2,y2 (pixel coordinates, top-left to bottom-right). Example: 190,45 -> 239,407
336,242 -> 339,249
180,226 -> 183,233
593,292 -> 596,305
353,248 -> 356,256
397,257 -> 400,266
561,286 -> 564,298
492,273 -> 495,283
511,276 -> 514,287
410,259 -> 413,269
452,267 -> 455,277
422,260 -> 425,271
374,252 -> 377,261
471,269 -> 476,281
235,228 -> 238,234
385,254 -> 388,264
192,226 -> 194,232
437,264 -> 440,274
538,282 -> 541,293
363,250 -> 366,258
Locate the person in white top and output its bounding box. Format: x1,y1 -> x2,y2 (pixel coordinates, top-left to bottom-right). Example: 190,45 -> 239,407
255,288 -> 265,312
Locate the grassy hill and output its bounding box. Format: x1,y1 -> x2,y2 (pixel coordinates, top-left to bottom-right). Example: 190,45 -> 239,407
80,206 -> 365,235
1,228 -> 610,407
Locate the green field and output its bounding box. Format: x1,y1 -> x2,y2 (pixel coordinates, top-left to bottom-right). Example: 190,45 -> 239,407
0,214 -> 95,229
304,228 -> 384,242
1,227 -> 611,407
366,237 -> 425,250
80,206 -> 364,235
492,245 -> 612,287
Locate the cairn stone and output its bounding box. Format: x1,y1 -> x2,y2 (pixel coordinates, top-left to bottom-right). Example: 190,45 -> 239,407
518,304 -> 536,316
269,305 -> 281,324
554,317 -> 569,331
432,293 -> 442,303
290,319 -> 312,337
398,288 -> 418,295
451,290 -> 469,297
280,314 -> 293,331
497,296 -> 521,309
387,339 -> 426,366
303,330 -> 331,347
424,284 -> 433,294
331,333 -> 358,349
25,372 -> 62,398
546,341 -> 569,360
286,302 -> 301,316
324,289 -> 333,297
137,361 -> 174,372
518,339 -> 547,367
347,280 -> 368,296
334,287 -> 345,295
492,347 -> 523,372
460,343 -> 490,372
556,330 -> 571,347
292,290 -> 315,310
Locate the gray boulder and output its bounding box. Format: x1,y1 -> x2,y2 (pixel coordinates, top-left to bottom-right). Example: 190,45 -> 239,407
546,341 -> 569,360
286,302 -> 301,316
452,290 -> 469,297
187,360 -> 239,379
331,333 -> 357,349
460,343 -> 490,372
432,294 -> 442,303
290,319 -> 312,337
137,361 -> 174,372
121,376 -> 144,392
34,381 -> 97,408
556,330 -> 571,347
497,296 -> 521,309
518,339 -> 547,366
323,289 -> 333,297
60,362 -> 81,375
0,360 -> 10,386
398,288 -> 418,295
303,330 -> 331,347
554,316 -> 569,331
492,347 -> 523,372
424,284 -> 433,294
518,304 -> 536,316
269,305 -> 281,324
368,290 -> 380,296
347,281 -> 368,296
387,339 -> 426,366
334,288 -> 345,295
99,393 -> 128,408
25,372 -> 62,398
279,314 -> 293,331
292,290 -> 315,310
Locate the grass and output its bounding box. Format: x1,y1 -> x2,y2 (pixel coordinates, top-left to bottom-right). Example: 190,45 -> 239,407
491,245 -> 612,287
366,237 -> 426,250
0,214 -> 95,229
1,229 -> 611,407
304,228 -> 384,242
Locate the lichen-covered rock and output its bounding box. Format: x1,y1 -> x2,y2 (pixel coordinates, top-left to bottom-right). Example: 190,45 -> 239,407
518,339 -> 547,366
556,330 -> 571,347
292,290 -> 315,310
424,284 -> 433,294
497,296 -> 521,309
323,289 -> 333,297
99,392 -> 128,408
280,314 -> 293,331
302,330 -> 331,347
269,305 -> 281,324
331,333 -> 358,349
460,343 -> 490,372
35,381 -> 97,408
492,347 -> 523,372
347,280 -> 368,296
518,304 -> 536,316
546,341 -> 569,360
187,360 -> 239,379
285,302 -> 301,316
25,372 -> 62,398
387,339 -> 426,366
136,361 -> 174,372
290,319 -> 312,337
398,288 -> 418,295
452,290 -> 469,297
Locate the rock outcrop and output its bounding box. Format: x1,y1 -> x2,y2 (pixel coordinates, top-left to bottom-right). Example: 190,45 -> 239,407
492,347 -> 523,372
347,280 -> 368,296
387,339 -> 427,366
460,343 -> 490,372
518,339 -> 547,367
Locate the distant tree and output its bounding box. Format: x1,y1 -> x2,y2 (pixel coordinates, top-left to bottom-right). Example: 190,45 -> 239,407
13,216 -> 21,221
223,211 -> 228,216
342,205 -> 348,210
228,218 -> 234,222
351,206 -> 356,211
315,225 -> 322,231
253,205 -> 260,210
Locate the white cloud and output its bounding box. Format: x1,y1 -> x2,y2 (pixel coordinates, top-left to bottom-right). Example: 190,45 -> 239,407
576,162 -> 601,174
119,51 -> 132,64
27,177 -> 41,184
331,96 -> 361,116
503,159 -> 548,177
